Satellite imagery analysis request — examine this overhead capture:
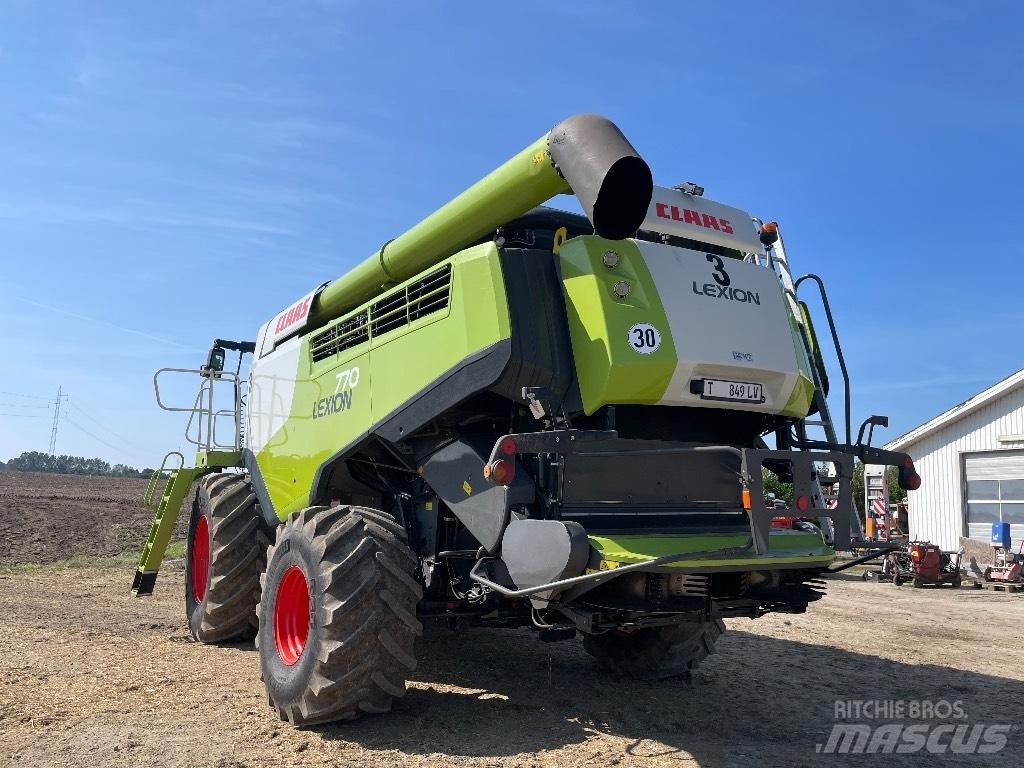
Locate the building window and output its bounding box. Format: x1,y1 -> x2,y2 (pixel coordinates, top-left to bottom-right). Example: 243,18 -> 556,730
966,479 -> 1024,526
966,503 -> 999,524
966,480 -> 998,500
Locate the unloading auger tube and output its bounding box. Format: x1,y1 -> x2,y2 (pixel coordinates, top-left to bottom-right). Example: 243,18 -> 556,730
308,113 -> 654,325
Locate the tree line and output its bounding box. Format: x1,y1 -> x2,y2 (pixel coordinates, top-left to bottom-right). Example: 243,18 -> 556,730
2,451 -> 154,478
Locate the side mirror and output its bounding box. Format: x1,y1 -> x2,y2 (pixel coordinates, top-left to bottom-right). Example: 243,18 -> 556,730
204,345 -> 226,374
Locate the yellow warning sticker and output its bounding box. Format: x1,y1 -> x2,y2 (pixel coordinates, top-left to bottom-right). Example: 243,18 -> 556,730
552,226 -> 568,254
462,480 -> 472,496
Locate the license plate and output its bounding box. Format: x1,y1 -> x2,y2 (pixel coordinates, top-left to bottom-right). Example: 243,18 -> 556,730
701,379 -> 763,403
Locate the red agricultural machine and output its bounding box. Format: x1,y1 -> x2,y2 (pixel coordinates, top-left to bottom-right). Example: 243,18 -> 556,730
871,541 -> 963,588
984,540 -> 1023,585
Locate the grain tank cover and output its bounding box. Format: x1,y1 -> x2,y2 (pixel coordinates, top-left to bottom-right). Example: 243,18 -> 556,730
559,236 -> 815,417
642,186 -> 761,254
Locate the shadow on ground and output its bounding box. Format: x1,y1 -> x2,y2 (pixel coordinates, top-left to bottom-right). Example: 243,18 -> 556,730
312,625 -> 1022,767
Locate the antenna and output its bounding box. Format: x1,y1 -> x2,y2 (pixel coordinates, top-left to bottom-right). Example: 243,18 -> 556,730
48,386 -> 68,454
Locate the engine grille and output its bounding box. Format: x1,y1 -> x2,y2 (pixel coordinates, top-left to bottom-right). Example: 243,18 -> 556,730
371,264 -> 452,336
309,264 -> 452,363
310,312 -> 369,363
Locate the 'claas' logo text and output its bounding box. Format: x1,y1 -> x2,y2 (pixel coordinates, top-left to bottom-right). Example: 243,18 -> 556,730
275,296 -> 312,334
655,203 -> 734,235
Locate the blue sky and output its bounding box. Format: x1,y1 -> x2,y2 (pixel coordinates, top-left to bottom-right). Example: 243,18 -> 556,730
1,2 -> 1021,467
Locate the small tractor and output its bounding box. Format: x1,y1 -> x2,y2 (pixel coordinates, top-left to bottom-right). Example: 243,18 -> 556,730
134,114 -> 919,725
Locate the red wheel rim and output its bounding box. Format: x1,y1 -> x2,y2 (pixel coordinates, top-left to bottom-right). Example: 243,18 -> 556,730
274,566 -> 310,666
191,514 -> 210,602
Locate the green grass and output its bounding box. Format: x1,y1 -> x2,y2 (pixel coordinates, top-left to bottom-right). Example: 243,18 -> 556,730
166,540 -> 187,559
0,539 -> 187,574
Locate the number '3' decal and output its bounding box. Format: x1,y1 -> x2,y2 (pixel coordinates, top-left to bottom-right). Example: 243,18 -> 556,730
706,254 -> 731,287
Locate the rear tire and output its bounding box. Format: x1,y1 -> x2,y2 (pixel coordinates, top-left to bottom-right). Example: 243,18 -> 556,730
583,618 -> 725,680
185,473 -> 269,643
257,505 -> 423,725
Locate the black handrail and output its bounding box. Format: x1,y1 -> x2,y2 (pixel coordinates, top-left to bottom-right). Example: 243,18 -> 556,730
794,273 -> 851,445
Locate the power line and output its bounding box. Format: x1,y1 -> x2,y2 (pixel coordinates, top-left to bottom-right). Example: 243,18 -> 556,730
0,402 -> 51,409
0,391 -> 50,401
0,412 -> 44,418
63,415 -> 145,463
66,399 -> 149,453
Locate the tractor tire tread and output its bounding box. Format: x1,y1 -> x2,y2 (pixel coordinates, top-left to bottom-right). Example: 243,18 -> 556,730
259,505 -> 423,726
187,473 -> 270,643
583,618 -> 725,680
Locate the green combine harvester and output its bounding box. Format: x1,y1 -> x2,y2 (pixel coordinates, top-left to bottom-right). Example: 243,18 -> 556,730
135,114 -> 920,725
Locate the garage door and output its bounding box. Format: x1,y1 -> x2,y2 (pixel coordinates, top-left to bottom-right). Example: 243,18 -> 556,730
964,450 -> 1024,547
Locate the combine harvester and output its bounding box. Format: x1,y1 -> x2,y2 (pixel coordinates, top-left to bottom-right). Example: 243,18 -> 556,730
135,115 -> 920,725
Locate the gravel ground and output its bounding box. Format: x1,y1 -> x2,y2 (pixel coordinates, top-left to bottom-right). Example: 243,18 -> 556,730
1,564 -> 1022,768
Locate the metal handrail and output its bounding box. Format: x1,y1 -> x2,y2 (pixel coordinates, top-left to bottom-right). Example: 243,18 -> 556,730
143,451 -> 185,510
153,368 -> 243,451
794,273 -> 852,445
211,408 -> 242,449
470,543 -> 756,599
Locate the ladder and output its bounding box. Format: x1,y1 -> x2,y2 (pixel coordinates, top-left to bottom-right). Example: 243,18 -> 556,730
764,226 -> 865,543
134,340 -> 254,595
132,452 -> 204,596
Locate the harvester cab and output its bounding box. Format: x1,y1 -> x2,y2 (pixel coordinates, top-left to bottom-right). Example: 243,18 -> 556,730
135,114 -> 921,724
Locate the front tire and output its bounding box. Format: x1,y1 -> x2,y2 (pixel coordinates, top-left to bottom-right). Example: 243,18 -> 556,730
185,473 -> 269,643
257,505 -> 423,725
583,618 -> 725,680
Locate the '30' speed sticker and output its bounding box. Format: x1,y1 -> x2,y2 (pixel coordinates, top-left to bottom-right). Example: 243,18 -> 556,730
628,323 -> 661,354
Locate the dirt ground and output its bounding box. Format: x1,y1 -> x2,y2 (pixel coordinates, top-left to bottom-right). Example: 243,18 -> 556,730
0,471 -> 161,563
1,472 -> 1022,767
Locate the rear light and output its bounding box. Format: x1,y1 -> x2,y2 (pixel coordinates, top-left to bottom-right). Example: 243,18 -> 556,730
795,495 -> 810,513
484,458 -> 515,486
499,437 -> 518,456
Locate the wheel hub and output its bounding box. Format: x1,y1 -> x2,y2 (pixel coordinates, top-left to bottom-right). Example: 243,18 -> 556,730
274,566 -> 310,666
190,514 -> 210,602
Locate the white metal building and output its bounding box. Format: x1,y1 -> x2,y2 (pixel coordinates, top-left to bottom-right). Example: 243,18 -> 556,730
884,369 -> 1024,551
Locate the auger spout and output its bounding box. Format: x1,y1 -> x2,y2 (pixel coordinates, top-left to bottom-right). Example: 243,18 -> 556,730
310,114 -> 652,324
